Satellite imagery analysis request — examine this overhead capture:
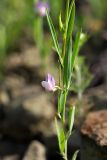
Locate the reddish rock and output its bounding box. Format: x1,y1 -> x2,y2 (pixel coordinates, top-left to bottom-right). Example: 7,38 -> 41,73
81,110 -> 107,146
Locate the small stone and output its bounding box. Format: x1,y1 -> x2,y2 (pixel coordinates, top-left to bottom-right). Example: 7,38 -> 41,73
5,75 -> 25,91
0,89 -> 10,105
23,93 -> 55,120
0,86 -> 56,139
23,141 -> 46,160
2,155 -> 19,160
22,47 -> 41,68
6,47 -> 41,69
6,54 -> 22,69
81,110 -> 107,146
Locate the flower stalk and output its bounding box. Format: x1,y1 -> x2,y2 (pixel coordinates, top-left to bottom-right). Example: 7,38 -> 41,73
34,0 -> 51,67
41,0 -> 83,159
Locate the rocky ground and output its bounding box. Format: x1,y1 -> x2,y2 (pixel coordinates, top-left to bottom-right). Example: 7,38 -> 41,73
0,37 -> 107,160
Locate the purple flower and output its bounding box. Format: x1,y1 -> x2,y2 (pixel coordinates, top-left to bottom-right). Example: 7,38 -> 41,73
35,1 -> 49,17
41,74 -> 56,91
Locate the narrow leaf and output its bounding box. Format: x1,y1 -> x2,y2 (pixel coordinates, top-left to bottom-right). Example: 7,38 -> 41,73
79,33 -> 88,48
65,0 -> 70,31
55,118 -> 65,154
68,106 -> 75,134
71,31 -> 81,71
63,38 -> 72,88
46,11 -> 63,65
58,91 -> 65,117
59,12 -> 64,31
67,1 -> 75,40
72,150 -> 79,160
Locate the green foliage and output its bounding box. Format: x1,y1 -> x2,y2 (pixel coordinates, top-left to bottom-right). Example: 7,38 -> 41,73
63,38 -> 72,88
0,25 -> 6,77
1,0 -> 33,48
70,33 -> 92,104
79,33 -> 88,48
58,91 -> 65,118
71,56 -> 93,100
59,13 -> 64,32
71,150 -> 79,160
63,1 -> 76,89
0,25 -> 6,57
46,0 -> 83,159
34,16 -> 52,60
46,11 -> 63,65
49,0 -> 63,24
66,1 -> 75,40
89,0 -> 107,19
55,118 -> 66,154
68,106 -> 75,135
71,31 -> 81,71
34,18 -> 43,53
0,0 -> 33,78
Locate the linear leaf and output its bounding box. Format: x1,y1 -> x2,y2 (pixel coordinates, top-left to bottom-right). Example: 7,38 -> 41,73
59,12 -> 64,31
68,106 -> 75,134
46,11 -> 63,65
72,150 -> 79,160
67,1 -> 75,40
79,33 -> 88,48
71,31 -> 81,71
55,118 -> 66,154
63,38 -> 72,88
58,91 -> 65,117
65,0 -> 70,32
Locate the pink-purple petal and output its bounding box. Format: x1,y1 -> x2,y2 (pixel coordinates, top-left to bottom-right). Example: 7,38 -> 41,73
46,74 -> 51,82
35,1 -> 49,17
51,76 -> 55,87
41,74 -> 56,91
47,74 -> 55,86
41,81 -> 53,91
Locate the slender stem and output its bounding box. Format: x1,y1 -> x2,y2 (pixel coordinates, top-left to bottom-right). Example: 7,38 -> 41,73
62,34 -> 66,61
62,0 -> 69,62
62,91 -> 66,123
65,0 -> 70,34
64,140 -> 68,160
59,65 -> 62,87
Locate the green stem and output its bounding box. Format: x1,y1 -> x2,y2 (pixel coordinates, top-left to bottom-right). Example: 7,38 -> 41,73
64,140 -> 68,160
62,34 -> 66,61
62,90 -> 68,124
65,0 -> 70,34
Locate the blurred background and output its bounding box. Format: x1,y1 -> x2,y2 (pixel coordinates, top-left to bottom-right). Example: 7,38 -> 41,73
0,0 -> 107,160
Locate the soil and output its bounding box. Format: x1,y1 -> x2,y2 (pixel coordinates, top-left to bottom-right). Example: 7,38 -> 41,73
0,23 -> 107,160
